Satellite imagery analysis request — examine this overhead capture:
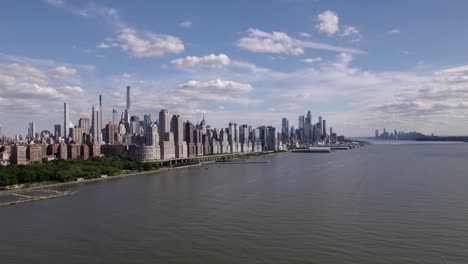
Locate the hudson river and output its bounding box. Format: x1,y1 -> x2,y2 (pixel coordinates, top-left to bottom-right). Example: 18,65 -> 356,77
1,142 -> 468,263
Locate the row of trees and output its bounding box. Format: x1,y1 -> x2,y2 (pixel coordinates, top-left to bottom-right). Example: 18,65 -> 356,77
0,156 -> 174,187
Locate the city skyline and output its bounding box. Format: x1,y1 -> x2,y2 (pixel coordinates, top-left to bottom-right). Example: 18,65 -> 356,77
1,1 -> 468,137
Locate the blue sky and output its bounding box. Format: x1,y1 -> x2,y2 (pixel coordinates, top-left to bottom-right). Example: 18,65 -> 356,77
1,0 -> 468,137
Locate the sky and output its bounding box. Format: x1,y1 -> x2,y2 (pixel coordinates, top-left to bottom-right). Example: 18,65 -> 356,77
1,0 -> 468,137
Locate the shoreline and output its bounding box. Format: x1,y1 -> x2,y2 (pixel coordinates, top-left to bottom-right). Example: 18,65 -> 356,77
0,151 -> 283,194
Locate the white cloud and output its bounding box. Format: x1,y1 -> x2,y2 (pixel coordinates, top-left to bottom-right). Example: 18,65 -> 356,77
317,10 -> 339,35
62,85 -> 84,93
48,66 -> 77,78
101,27 -> 184,58
0,63 -> 50,84
236,28 -> 365,55
342,26 -> 359,36
179,21 -> 192,28
47,1 -> 184,58
302,57 -> 322,63
97,43 -> 110,49
299,32 -> 311,38
388,29 -> 401,34
236,28 -> 304,55
177,79 -> 253,93
0,64 -> 76,102
170,54 -> 230,68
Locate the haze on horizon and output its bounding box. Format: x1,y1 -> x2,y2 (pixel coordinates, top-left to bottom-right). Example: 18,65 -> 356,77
1,0 -> 467,137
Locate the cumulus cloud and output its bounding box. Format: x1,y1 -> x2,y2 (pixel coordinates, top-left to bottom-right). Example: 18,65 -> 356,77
48,66 -> 77,78
0,61 -> 87,136
302,57 -> 322,63
366,63 -> 468,134
388,29 -> 401,34
317,10 -> 339,35
179,21 -> 192,28
177,79 -> 252,93
236,28 -> 304,55
236,28 -> 365,55
62,85 -> 84,93
97,43 -> 111,49
100,27 -> 184,58
299,32 -> 311,38
0,63 -> 50,84
342,26 -> 359,36
170,54 -> 230,68
47,1 -> 184,58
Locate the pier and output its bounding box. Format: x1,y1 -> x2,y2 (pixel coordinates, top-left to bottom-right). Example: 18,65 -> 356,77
0,189 -> 76,207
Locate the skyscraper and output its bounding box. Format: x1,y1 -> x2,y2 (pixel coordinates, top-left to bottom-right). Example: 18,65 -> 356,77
281,118 -> 289,141
28,121 -> 36,140
170,115 -> 184,144
317,116 -> 323,140
54,124 -> 62,139
91,105 -> 101,143
79,118 -> 90,134
298,116 -> 305,129
112,109 -> 118,125
306,111 -> 312,126
126,86 -> 131,110
64,103 -> 70,138
322,119 -> 327,137
143,114 -> 152,136
159,109 -> 170,142
99,94 -> 103,133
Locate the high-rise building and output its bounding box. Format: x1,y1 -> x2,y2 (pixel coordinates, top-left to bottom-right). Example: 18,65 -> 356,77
143,114 -> 152,137
239,124 -> 249,144
70,127 -> 84,145
28,121 -> 36,140
103,122 -> 117,144
79,118 -> 90,134
257,126 -> 267,150
91,105 -> 102,143
170,115 -> 183,143
375,129 -> 379,138
126,86 -> 131,110
185,121 -> 195,157
112,109 -> 118,125
298,116 -> 305,130
281,118 -> 289,141
306,111 -> 312,125
10,145 -> 27,164
318,116 -> 323,131
54,124 -> 62,139
99,94 -> 103,133
322,119 -> 327,137
266,126 -> 277,151
64,103 -> 70,138
130,115 -> 140,134
27,144 -> 43,162
159,109 -> 170,142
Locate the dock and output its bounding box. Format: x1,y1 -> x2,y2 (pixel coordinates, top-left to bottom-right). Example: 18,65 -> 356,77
290,147 -> 331,153
0,189 -> 76,207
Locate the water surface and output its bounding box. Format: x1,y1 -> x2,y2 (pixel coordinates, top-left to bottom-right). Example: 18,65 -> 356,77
1,143 -> 468,263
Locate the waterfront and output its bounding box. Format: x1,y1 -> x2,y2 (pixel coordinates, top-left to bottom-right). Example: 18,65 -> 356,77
1,143 -> 468,263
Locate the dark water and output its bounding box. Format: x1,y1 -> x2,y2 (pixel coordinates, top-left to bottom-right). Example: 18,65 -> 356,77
1,143 -> 468,263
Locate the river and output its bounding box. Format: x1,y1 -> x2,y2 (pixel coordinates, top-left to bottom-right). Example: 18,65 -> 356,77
1,142 -> 468,263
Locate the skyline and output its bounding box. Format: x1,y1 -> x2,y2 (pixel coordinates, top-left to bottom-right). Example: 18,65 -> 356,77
1,0 -> 468,137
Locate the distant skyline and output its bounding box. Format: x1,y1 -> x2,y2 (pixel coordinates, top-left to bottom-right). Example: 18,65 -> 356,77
1,0 -> 468,137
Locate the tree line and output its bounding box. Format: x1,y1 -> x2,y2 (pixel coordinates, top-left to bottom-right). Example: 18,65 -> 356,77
0,156 -> 199,187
